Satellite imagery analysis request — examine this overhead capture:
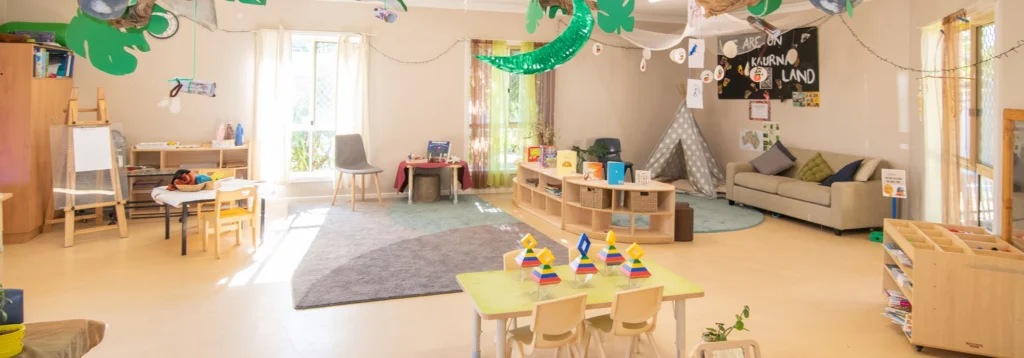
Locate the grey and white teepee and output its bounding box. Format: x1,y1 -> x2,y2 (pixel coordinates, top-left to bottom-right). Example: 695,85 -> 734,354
643,103 -> 725,198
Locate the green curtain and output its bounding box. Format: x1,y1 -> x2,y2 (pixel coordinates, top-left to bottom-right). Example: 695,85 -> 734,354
519,42 -> 539,152
487,41 -> 511,187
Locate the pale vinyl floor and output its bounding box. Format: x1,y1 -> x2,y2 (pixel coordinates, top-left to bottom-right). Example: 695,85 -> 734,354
0,194 -> 976,358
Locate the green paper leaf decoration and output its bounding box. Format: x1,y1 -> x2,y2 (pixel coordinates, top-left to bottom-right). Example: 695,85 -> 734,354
475,0 -> 594,74
525,0 -> 544,34
227,0 -> 267,5
66,9 -> 152,76
144,4 -> 170,35
547,6 -> 567,19
597,0 -> 634,34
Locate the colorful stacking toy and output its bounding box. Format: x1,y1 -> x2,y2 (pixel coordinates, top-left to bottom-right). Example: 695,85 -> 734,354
598,231 -> 625,266
620,242 -> 652,279
530,248 -> 562,285
515,234 -> 542,268
570,233 -> 599,275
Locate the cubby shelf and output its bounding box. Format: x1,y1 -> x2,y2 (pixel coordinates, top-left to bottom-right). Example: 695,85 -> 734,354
881,219 -> 1024,357
514,162 -> 677,244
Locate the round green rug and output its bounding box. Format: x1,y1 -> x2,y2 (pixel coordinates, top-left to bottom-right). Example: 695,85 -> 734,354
613,193 -> 764,233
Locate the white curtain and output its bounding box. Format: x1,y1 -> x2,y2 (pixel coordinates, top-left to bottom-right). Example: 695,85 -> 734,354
921,25 -> 943,222
254,28 -> 294,184
336,34 -> 370,154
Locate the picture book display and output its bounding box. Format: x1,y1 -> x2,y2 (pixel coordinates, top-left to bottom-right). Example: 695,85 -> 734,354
607,161 -> 625,185
556,150 -> 578,176
582,162 -> 604,180
526,146 -> 541,162
538,146 -> 557,168
427,141 -> 451,159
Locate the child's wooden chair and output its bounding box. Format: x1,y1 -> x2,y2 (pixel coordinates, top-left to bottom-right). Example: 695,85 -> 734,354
202,187 -> 258,259
581,285 -> 664,358
506,293 -> 588,358
689,340 -> 761,358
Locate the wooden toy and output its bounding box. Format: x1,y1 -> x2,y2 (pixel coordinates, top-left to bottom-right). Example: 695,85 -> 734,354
620,242 -> 652,279
598,230 -> 625,266
530,248 -> 561,285
515,234 -> 542,268
570,233 -> 599,275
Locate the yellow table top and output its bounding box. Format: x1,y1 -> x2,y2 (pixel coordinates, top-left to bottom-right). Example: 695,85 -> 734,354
456,260 -> 704,320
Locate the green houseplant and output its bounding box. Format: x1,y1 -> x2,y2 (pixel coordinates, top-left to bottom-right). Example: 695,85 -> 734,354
570,142 -> 609,173
0,285 -> 25,358
697,306 -> 750,358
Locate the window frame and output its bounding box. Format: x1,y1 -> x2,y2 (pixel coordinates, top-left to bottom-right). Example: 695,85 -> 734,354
288,33 -> 342,182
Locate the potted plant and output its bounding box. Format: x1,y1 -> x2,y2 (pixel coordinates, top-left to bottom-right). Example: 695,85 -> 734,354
570,142 -> 609,174
0,285 -> 25,358
699,305 -> 750,358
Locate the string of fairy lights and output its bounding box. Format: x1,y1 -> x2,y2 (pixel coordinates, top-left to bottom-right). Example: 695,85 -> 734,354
360,11 -> 1024,73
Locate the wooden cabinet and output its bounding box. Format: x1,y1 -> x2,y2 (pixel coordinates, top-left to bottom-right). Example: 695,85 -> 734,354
0,43 -> 75,243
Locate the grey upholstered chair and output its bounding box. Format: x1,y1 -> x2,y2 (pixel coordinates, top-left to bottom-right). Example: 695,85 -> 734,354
333,134 -> 383,210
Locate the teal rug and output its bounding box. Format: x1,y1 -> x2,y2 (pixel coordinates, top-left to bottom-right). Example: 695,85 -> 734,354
613,193 -> 764,233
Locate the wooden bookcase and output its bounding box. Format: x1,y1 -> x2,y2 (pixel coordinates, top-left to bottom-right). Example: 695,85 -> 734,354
0,43 -> 76,243
127,144 -> 251,218
514,162 -> 676,244
882,219 -> 1024,357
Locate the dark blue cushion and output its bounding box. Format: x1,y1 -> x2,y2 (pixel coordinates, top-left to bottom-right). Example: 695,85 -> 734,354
773,141 -> 797,161
821,160 -> 863,187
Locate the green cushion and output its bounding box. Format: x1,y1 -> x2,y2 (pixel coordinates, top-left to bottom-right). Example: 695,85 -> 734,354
798,153 -> 834,182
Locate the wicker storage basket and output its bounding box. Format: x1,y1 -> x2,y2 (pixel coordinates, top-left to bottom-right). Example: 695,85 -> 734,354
580,187 -> 611,209
626,191 -> 658,213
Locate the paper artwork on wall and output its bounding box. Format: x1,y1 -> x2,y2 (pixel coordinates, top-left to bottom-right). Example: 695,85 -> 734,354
686,79 -> 704,109
640,58 -> 647,72
762,122 -> 781,150
792,91 -> 820,107
688,38 -> 705,68
749,100 -> 770,121
670,48 -> 687,64
714,65 -> 725,80
739,129 -> 765,151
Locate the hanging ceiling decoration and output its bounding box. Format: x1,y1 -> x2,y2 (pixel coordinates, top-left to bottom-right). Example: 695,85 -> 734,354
476,0 -> 594,74
77,0 -> 132,20
695,0 -> 759,18
159,0 -> 219,30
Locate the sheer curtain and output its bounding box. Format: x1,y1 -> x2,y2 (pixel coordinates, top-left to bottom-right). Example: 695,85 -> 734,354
335,34 -> 370,189
469,40 -> 555,189
940,9 -> 970,224
921,25 -> 943,223
254,28 -> 294,183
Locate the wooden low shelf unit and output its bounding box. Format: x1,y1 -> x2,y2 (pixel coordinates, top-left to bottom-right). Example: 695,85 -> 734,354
515,162 -> 676,244
128,144 -> 251,218
882,219 -> 1024,357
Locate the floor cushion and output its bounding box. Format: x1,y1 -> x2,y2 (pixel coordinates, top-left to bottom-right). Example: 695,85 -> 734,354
778,182 -> 832,206
734,172 -> 799,194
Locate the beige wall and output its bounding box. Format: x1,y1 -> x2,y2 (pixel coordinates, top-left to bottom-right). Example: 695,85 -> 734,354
7,0 -> 686,197
701,1 -> 913,188
0,0 -> 7,23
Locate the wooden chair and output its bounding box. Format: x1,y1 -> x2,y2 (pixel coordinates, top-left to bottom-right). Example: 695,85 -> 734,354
582,286 -> 664,358
201,187 -> 258,259
332,134 -> 383,210
689,340 -> 762,358
507,293 -> 588,358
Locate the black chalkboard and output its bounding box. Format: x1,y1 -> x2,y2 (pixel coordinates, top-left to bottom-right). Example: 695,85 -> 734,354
716,27 -> 819,100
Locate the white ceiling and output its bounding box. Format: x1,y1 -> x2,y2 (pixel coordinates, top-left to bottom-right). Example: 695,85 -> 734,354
327,0 -> 815,24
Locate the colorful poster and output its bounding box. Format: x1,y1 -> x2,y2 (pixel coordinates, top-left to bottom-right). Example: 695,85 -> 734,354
762,122 -> 781,150
526,146 -> 541,162
427,141 -> 451,159
739,129 -> 764,151
793,91 -> 820,107
749,100 -> 770,121
882,169 -> 907,199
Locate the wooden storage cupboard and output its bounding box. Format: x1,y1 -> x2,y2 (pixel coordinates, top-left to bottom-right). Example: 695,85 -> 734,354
0,43 -> 75,243
882,219 -> 1024,357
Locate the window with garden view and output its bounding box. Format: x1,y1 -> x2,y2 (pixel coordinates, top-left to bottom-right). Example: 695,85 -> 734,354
289,34 -> 339,180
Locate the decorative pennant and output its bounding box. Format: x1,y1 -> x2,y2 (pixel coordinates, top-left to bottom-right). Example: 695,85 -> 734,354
701,70 -> 713,83
714,65 -> 725,80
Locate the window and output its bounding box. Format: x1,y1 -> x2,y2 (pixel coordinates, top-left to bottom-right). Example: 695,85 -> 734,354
289,34 -> 339,181
502,48 -> 525,170
957,20 -> 996,230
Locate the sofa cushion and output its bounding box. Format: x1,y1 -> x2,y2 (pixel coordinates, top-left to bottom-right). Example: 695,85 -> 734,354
774,141 -> 797,161
778,181 -> 832,206
749,144 -> 796,175
735,172 -> 799,194
821,159 -> 862,187
798,153 -> 834,182
855,158 -> 880,181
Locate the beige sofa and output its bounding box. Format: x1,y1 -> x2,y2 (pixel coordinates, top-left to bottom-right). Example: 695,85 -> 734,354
726,148 -> 890,235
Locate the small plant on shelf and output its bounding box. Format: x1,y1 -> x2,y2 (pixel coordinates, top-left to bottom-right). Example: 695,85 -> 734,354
0,284 -> 25,356
702,305 -> 750,342
570,142 -> 609,173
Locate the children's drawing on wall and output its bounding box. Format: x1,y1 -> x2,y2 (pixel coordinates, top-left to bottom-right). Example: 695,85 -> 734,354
687,79 -> 704,109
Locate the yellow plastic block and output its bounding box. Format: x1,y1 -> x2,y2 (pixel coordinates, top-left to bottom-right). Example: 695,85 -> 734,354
521,234 -> 537,250
537,247 -> 555,265
626,242 -> 644,260
606,230 -> 617,246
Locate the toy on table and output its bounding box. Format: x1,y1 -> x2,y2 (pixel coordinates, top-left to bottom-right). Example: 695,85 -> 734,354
620,242 -> 652,286
570,233 -> 599,285
515,234 -> 542,281
530,247 -> 561,298
598,230 -> 625,275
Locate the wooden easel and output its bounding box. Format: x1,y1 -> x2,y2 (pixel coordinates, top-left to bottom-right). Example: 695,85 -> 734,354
44,88 -> 128,247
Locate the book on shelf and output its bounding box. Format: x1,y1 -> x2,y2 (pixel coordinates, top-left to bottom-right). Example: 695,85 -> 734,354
544,187 -> 562,197
883,289 -> 911,310
884,243 -> 914,267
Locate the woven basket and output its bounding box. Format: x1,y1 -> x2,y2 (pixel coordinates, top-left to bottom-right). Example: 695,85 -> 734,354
580,187 -> 611,209
626,191 -> 658,213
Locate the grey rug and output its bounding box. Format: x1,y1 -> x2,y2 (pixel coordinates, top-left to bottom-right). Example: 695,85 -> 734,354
291,195 -> 566,309
612,193 -> 764,233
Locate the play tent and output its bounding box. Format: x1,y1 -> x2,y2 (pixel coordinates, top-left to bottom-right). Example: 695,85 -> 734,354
642,104 -> 725,198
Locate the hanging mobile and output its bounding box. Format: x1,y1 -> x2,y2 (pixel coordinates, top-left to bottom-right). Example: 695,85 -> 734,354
148,8 -> 180,39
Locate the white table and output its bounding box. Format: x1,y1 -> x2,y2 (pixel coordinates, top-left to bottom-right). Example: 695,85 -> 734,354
151,179 -> 271,256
